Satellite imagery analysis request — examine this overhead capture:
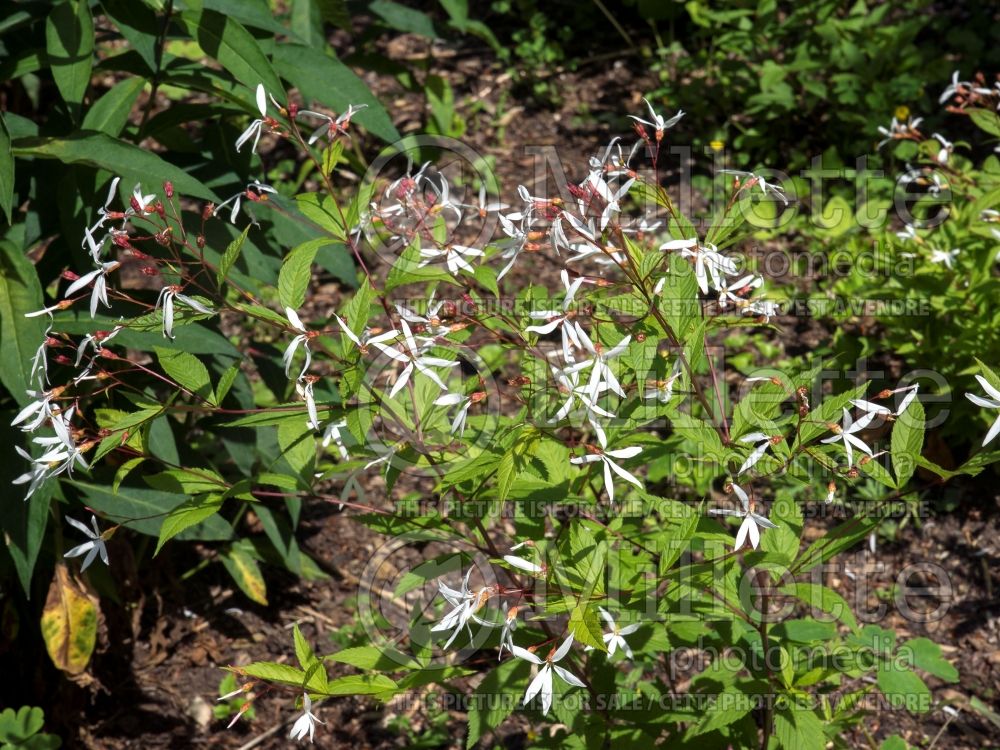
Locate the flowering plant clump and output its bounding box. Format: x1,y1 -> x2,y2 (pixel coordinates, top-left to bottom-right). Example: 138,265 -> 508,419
11,77 -> 991,748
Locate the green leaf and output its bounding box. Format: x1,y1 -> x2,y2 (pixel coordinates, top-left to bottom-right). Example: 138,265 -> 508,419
900,637 -> 958,682
181,10 -> 284,96
670,413 -> 726,462
968,108 -> 1000,138
876,663 -> 931,712
368,0 -> 438,37
880,736 -> 909,750
272,43 -> 400,143
0,241 -> 47,406
155,347 -> 215,404
66,480 -> 233,539
217,225 -> 251,287
155,494 -> 225,555
778,582 -> 858,634
0,113 -> 12,224
774,704 -> 827,749
241,661 -> 305,685
45,0 -> 94,115
82,77 -> 146,136
321,674 -> 398,697
215,359 -> 242,404
326,645 -> 420,671
466,657 -> 531,748
278,239 -> 322,310
890,398 -> 924,487
13,133 -> 217,201
496,450 -> 516,503
113,457 -> 146,494
144,467 -> 227,494
568,604 -> 605,651
277,419 -> 315,480
1,421 -> 53,596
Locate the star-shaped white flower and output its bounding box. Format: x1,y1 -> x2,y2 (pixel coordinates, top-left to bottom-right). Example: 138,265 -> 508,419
820,407 -> 875,467
966,375 -> 1000,446
512,635 -> 586,716
709,483 -> 777,551
597,607 -> 639,658
64,515 -> 110,572
570,445 -> 643,504
236,83 -> 269,153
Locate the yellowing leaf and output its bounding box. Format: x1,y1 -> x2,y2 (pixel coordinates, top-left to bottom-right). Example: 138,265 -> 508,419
40,563 -> 99,675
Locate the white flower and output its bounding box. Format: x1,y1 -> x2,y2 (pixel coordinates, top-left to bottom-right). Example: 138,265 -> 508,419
289,693 -> 324,743
643,365 -> 681,405
877,115 -> 923,149
154,286 -> 214,339
459,183 -> 508,218
891,384 -> 920,416
737,432 -> 774,475
929,247 -> 960,269
372,320 -> 458,398
496,211 -> 532,280
662,239 -> 737,295
550,367 -> 614,447
296,378 -> 320,431
419,243 -> 483,276
503,554 -> 543,574
497,602 -> 518,659
64,261 -> 119,318
282,307 -> 313,379
709,483 -> 777,551
565,324 -> 631,399
628,97 -> 684,139
322,419 -> 350,460
300,103 -> 368,144
431,569 -> 489,649
931,133 -> 954,164
213,180 -> 277,224
11,388 -> 58,432
966,375 -> 1000,446
525,270 -> 585,362
570,445 -> 643,504
584,172 -> 635,230
820,407 -> 876,467
597,607 -> 639,658
63,515 -> 109,572
235,83 -> 269,153
716,274 -> 762,310
719,170 -> 788,205
83,176 -> 121,248
29,326 -> 55,386
850,399 -> 893,419
434,392 -> 473,436
512,635 -> 586,716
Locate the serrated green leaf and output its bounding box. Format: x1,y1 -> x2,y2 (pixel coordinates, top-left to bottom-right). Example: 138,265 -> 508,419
155,494 -> 224,555
320,674 -> 398,697
217,225 -> 251,287
155,347 -> 215,404
241,661 -> 304,685
900,637 -> 958,682
278,239 -> 322,310
891,399 -> 924,487
326,645 -> 420,671
778,582 -> 858,634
